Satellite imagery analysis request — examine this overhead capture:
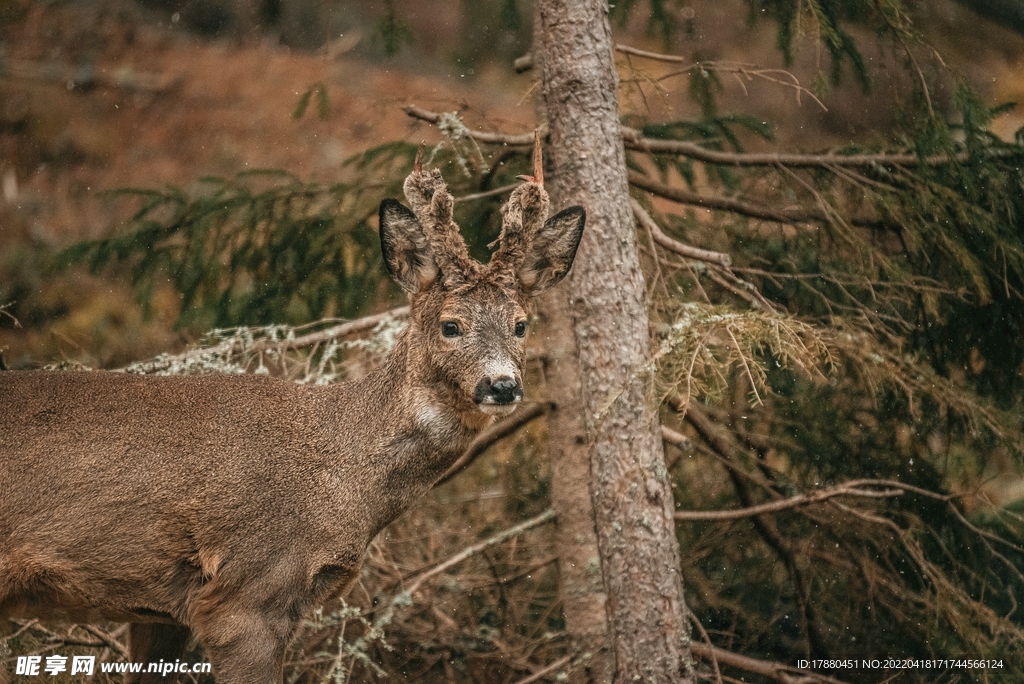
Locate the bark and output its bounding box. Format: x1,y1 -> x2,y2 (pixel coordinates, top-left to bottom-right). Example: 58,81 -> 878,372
538,289 -> 615,684
532,6 -> 614,681
535,1 -> 695,682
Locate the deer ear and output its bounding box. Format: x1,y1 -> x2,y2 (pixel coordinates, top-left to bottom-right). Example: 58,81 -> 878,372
518,206 -> 586,294
379,199 -> 439,293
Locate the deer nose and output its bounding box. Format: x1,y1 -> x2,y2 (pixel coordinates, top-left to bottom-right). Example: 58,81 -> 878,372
475,375 -> 523,406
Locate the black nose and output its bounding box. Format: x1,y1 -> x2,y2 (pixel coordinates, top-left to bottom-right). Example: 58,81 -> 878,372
474,376 -> 523,405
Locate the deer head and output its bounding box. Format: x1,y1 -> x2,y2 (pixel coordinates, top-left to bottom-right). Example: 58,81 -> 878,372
378,143 -> 585,423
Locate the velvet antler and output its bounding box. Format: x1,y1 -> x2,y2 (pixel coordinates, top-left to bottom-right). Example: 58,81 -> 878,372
489,132 -> 551,283
402,146 -> 481,287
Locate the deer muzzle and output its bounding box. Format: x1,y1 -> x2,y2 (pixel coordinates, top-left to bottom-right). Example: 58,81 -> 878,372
474,375 -> 524,414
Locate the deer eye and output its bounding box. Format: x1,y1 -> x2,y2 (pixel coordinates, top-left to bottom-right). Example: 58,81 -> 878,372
514,321 -> 527,338
441,321 -> 461,338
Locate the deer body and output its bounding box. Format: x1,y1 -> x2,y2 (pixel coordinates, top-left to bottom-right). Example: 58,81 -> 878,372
0,158 -> 585,683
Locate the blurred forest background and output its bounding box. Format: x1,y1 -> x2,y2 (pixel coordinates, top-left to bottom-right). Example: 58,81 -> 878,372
3,0 -> 1024,682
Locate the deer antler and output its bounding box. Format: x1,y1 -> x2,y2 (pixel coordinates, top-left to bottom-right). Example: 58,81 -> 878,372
402,147 -> 481,286
490,131 -> 550,280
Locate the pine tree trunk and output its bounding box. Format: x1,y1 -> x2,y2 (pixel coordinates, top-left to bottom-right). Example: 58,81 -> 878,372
538,288 -> 614,684
535,1 -> 696,682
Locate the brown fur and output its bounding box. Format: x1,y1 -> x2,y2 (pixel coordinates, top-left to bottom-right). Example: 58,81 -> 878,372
0,167 -> 584,684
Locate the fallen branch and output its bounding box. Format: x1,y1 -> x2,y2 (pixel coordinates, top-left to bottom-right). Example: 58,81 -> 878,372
79,625 -> 130,660
661,424 -> 693,453
7,621 -> 129,661
272,306 -> 409,351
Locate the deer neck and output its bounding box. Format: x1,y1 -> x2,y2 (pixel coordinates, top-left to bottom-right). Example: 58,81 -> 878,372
336,331 -> 494,538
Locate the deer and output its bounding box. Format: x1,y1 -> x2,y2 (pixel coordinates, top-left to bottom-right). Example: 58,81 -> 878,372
0,143 -> 585,684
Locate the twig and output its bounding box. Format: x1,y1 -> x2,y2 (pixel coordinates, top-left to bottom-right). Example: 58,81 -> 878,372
403,105 -> 535,146
434,402 -> 552,486
2,59 -> 178,93
402,509 -> 556,597
630,199 -> 733,267
628,171 -> 876,227
688,613 -> 723,684
511,654 -> 572,684
661,424 -> 693,452
80,625 -> 130,660
455,182 -> 521,203
674,479 -> 905,521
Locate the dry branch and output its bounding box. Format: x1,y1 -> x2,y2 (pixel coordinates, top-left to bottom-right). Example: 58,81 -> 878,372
661,424 -> 693,453
511,655 -> 572,684
434,402 -> 552,486
274,306 -> 410,350
401,509 -> 556,597
119,305 -> 410,372
628,171 -> 843,226
674,479 -> 905,521
80,625 -> 130,660
404,104 -> 1011,170
631,199 -> 733,267
403,105 -> 535,146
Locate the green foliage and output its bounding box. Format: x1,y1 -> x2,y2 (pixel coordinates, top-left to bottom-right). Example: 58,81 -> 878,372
54,141 -> 543,333
746,0 -> 872,90
609,0 -> 680,48
55,152 -> 413,331
293,82 -> 330,121
639,112 -> 773,190
623,24 -> 1024,672
369,0 -> 414,58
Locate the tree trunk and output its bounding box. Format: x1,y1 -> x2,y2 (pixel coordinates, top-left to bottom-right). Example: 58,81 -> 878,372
538,288 -> 615,684
535,1 -> 696,682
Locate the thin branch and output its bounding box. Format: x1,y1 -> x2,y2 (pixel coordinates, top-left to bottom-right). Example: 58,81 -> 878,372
615,49 -> 827,111
628,171 -> 873,227
688,613 -> 723,684
402,509 -> 556,597
455,182 -> 521,204
631,198 -> 733,267
2,58 -> 177,93
675,479 -> 905,521
403,105 -> 535,146
404,105 -> 1016,169
661,424 -> 693,452
80,625 -> 130,660
118,306 -> 410,371
511,655 -> 572,684
434,402 -> 552,486
268,306 -> 410,351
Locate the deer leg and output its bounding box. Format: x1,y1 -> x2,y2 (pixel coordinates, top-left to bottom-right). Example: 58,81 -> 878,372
191,605 -> 295,684
126,623 -> 193,684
